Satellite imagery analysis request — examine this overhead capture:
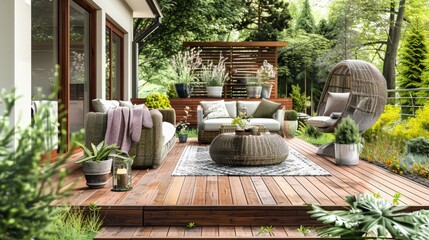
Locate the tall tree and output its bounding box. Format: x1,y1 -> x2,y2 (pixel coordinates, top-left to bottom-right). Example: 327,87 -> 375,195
295,0 -> 316,33
235,0 -> 292,41
397,21 -> 429,114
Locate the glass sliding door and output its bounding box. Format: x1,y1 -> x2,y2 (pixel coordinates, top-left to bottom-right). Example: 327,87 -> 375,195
69,1 -> 90,134
31,0 -> 59,150
106,21 -> 124,100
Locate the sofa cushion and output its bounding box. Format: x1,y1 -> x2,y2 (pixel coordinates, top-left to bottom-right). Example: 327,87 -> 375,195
237,101 -> 260,117
162,122 -> 176,146
92,99 -> 119,113
249,118 -> 281,131
119,100 -> 133,108
323,92 -> 350,116
308,116 -> 337,128
200,100 -> 230,119
203,118 -> 235,131
253,98 -> 281,118
224,101 -> 237,118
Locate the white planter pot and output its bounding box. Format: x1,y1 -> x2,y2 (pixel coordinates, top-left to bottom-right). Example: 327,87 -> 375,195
246,86 -> 262,98
261,84 -> 273,98
334,143 -> 359,165
283,120 -> 298,138
206,86 -> 223,98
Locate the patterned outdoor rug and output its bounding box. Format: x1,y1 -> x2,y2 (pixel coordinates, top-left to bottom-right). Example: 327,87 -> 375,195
172,145 -> 331,176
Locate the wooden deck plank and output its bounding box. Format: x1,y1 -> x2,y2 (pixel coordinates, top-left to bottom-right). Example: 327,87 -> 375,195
193,177 -> 207,205
272,176 -> 305,205
229,177 -> 248,205
163,176 -> 185,205
284,177 -> 320,205
177,176 -> 196,205
262,176 -> 292,205
205,176 -> 219,205
167,226 -> 185,237
240,176 -> 262,205
202,226 -> 218,237
218,176 -> 233,205
234,226 -> 253,237
251,176 -> 276,205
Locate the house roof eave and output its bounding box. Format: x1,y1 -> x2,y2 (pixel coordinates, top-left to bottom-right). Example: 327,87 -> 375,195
125,0 -> 162,18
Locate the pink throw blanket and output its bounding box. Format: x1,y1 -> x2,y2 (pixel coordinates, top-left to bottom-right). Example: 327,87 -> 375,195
105,106 -> 152,152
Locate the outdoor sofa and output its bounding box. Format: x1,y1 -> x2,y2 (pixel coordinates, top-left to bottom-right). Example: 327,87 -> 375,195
85,99 -> 176,168
197,99 -> 285,143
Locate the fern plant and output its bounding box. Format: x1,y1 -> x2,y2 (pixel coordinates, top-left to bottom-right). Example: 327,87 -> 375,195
334,118 -> 360,144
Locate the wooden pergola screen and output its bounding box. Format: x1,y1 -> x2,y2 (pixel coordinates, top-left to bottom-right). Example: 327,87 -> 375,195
183,41 -> 287,98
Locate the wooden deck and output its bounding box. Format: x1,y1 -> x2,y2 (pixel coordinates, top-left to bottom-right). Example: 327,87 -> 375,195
58,137 -> 429,239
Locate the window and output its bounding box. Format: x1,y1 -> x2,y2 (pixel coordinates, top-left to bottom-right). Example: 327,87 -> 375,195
106,21 -> 124,100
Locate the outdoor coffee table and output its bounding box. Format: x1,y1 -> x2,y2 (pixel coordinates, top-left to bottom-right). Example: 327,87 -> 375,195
209,132 -> 289,166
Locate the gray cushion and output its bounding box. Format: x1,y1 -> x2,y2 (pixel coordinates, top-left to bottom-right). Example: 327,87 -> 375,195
224,101 -> 237,118
253,98 -> 281,118
203,118 -> 235,131
92,99 -> 119,113
237,101 -> 260,117
249,118 -> 281,131
308,116 -> 337,128
322,92 -> 350,116
200,100 -> 230,119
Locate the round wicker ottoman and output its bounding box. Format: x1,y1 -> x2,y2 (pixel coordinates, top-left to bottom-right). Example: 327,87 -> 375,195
209,133 -> 289,166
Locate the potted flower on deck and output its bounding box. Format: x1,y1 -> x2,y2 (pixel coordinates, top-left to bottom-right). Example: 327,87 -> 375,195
177,106 -> 192,143
333,118 -> 360,165
75,140 -> 120,188
200,55 -> 229,98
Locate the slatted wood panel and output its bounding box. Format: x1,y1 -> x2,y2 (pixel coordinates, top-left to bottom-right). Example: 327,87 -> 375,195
60,138 -> 429,228
183,42 -> 287,98
132,98 -> 293,126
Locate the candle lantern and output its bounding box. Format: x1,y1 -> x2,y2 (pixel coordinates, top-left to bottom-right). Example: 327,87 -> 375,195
239,106 -> 247,118
111,153 -> 133,191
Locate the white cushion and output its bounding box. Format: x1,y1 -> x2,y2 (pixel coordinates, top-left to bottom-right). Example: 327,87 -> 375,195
162,122 -> 176,146
203,118 -> 234,131
249,118 -> 281,131
323,92 -> 350,116
237,101 -> 260,117
308,116 -> 337,128
224,101 -> 237,118
92,99 -> 119,113
200,100 -> 230,119
119,100 -> 133,108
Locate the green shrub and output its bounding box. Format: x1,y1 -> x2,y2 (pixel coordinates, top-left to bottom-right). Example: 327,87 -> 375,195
289,84 -> 308,113
284,110 -> 298,120
363,105 -> 401,141
145,93 -> 172,109
392,104 -> 429,140
0,88 -> 73,239
334,118 -> 360,144
297,122 -> 322,139
407,137 -> 429,156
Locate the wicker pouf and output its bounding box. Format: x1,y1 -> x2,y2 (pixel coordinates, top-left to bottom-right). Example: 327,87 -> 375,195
209,133 -> 289,166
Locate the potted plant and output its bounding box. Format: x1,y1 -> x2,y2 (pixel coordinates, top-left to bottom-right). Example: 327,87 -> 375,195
283,110 -> 298,138
170,48 -> 202,98
258,60 -> 275,98
75,140 -> 120,188
333,118 -> 360,165
177,106 -> 191,143
200,55 -> 229,98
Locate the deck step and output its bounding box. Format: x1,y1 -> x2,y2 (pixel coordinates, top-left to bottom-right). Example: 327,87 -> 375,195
94,226 -> 326,239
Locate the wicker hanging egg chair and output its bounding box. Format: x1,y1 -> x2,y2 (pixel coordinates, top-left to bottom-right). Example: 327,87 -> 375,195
308,60 -> 387,157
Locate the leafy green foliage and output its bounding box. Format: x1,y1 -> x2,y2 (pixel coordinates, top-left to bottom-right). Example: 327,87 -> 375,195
145,93 -> 172,109
284,110 -> 298,120
334,118 -> 360,144
170,48 -> 202,84
186,222 -> 196,229
289,84 -> 308,113
258,225 -> 274,236
309,193 -> 429,239
199,55 -> 229,86
297,225 -> 311,236
397,20 -> 429,115
46,203 -> 102,240
407,137 -> 429,156
0,89 -> 73,239
75,141 -> 120,163
296,122 -> 323,140
295,0 -> 315,33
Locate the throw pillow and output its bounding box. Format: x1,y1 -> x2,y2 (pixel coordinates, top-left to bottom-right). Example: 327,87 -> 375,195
252,99 -> 281,118
329,112 -> 341,119
92,99 -> 119,113
200,100 -> 230,119
119,100 -> 133,108
322,92 -> 350,116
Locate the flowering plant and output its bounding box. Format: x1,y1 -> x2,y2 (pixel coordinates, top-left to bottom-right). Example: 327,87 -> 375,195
171,48 -> 202,84
257,60 -> 275,85
177,106 -> 191,135
200,55 -> 229,86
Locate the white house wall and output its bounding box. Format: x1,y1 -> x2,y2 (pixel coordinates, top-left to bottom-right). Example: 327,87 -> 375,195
0,0 -> 32,137
89,0 -> 134,100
